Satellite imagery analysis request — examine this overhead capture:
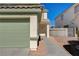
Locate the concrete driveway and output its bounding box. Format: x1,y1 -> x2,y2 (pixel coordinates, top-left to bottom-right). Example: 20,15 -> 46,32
43,37 -> 71,56
0,48 -> 29,56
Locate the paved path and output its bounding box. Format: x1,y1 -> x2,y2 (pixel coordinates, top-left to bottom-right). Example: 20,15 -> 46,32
44,37 -> 71,56
0,48 -> 29,56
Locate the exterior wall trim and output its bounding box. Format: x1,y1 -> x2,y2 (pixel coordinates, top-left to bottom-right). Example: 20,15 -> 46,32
29,15 -> 38,51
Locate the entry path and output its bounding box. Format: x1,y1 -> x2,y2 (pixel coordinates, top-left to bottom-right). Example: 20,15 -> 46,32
44,37 -> 71,56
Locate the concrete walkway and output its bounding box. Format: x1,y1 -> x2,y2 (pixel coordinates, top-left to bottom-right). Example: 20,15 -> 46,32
0,48 -> 29,56
44,37 -> 71,56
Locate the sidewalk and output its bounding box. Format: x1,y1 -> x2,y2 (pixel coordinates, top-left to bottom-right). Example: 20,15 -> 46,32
49,37 -> 69,47
50,36 -> 78,47
29,37 -> 71,56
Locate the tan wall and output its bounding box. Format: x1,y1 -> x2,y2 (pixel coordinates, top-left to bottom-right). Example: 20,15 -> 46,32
30,15 -> 38,38
47,24 -> 50,38
40,12 -> 48,36
55,4 -> 75,28
63,6 -> 75,26
30,15 -> 38,51
39,23 -> 47,34
50,28 -> 68,37
75,5 -> 79,30
55,15 -> 63,28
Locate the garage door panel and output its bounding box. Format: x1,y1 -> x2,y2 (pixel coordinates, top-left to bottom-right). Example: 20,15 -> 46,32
0,19 -> 30,48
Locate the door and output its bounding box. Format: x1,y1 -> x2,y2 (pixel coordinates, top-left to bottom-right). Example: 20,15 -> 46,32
0,18 -> 30,48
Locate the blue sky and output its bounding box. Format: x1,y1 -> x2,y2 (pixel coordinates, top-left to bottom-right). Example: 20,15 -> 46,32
42,3 -> 74,26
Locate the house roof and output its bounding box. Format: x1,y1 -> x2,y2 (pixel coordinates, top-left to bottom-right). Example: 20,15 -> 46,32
0,3 -> 43,9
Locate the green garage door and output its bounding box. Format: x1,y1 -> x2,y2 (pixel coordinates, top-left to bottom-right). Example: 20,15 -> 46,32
0,18 -> 30,48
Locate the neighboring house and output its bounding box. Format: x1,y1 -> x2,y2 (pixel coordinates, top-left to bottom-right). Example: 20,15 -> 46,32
55,14 -> 63,28
55,4 -> 77,28
55,4 -> 79,37
74,4 -> 79,30
0,4 -> 49,51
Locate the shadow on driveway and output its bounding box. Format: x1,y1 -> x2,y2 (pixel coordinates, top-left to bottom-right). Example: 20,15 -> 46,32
63,40 -> 79,56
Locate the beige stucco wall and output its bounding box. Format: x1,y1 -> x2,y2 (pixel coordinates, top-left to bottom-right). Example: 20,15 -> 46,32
30,15 -> 38,38
75,15 -> 79,29
47,24 -> 50,38
74,5 -> 79,30
30,15 -> 38,51
63,6 -> 75,26
55,4 -> 76,28
55,15 -> 63,28
40,23 -> 47,33
50,28 -> 68,37
40,12 -> 49,38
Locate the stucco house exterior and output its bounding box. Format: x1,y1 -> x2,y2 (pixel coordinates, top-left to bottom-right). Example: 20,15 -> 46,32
0,4 -> 49,51
55,14 -> 64,28
55,4 -> 79,37
74,4 -> 79,30
55,4 -> 78,28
